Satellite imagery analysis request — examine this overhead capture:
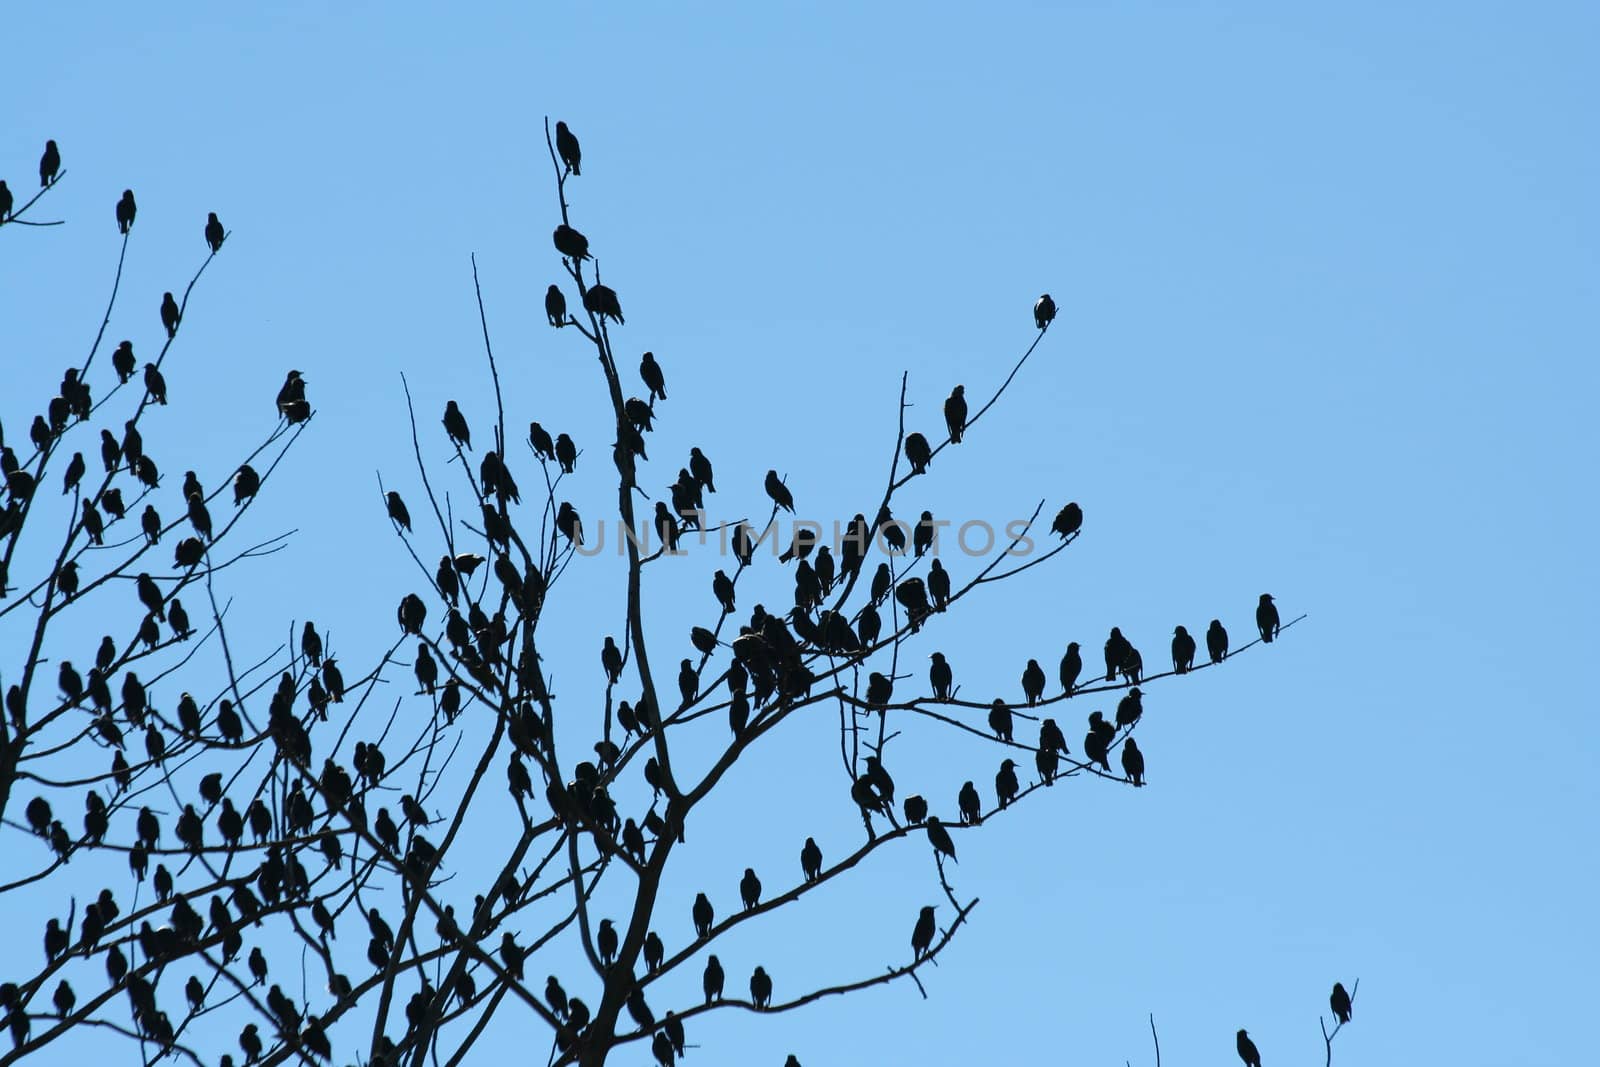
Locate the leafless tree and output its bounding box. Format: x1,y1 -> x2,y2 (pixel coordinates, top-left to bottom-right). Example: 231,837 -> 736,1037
0,127 -> 1306,1067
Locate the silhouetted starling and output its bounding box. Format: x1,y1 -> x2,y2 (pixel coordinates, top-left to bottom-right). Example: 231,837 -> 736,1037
654,501 -> 680,552
1059,642 -> 1082,693
1051,502 -> 1082,539
925,815 -> 956,861
233,464 -> 260,505
703,956 -> 724,1003
136,572 -> 165,620
205,212 -> 225,252
692,892 -> 714,939
555,121 -> 582,175
0,180 -> 10,221
112,340 -> 136,383
40,140 -> 61,186
913,511 -> 937,557
116,189 -> 137,233
160,294 -> 180,339
1236,1030 -> 1261,1067
928,559 -> 951,612
584,283 -> 624,324
958,781 -> 982,825
1171,625 -> 1196,673
1115,687 -> 1143,729
911,905 -> 937,959
442,401 -> 472,449
1257,593 -> 1280,642
764,469 -> 794,512
1121,737 -> 1144,786
995,758 -> 1019,807
144,363 -> 168,405
905,432 -> 932,474
1034,293 -> 1057,329
641,351 -> 667,402
276,370 -> 308,420
527,421 -> 557,462
1206,619 -> 1229,663
982,698 -> 1011,742
929,652 -> 953,700
740,867 -> 762,910
1021,658 -> 1046,705
555,433 -> 577,473
1084,712 -> 1113,772
944,385 -> 967,443
553,224 -> 590,260
557,501 -> 584,546
865,671 -> 893,712
1331,981 -> 1352,1024
61,451 -> 85,495
1104,627 -> 1132,682
800,837 -> 822,882
750,966 -> 772,1009
384,491 -> 411,531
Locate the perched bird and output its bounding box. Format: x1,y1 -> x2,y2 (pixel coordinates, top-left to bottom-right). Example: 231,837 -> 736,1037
800,837 -> 822,882
958,781 -> 982,825
913,511 -> 937,557
144,363 -> 168,404
1060,642 -> 1082,693
1034,293 -> 1057,329
988,698 -> 1013,742
555,433 -> 577,473
584,283 -> 624,325
0,180 -> 10,221
750,966 -> 772,1009
764,470 -> 794,512
911,905 -> 937,959
703,956 -> 724,1004
1084,712 -> 1113,772
160,294 -> 181,339
1172,626 -> 1197,673
1330,981 -> 1353,1024
205,212 -> 225,252
925,816 -> 956,861
740,867 -> 762,910
443,401 -> 472,449
1021,659 -> 1046,705
601,636 -> 623,684
116,189 -> 137,233
929,652 -> 953,700
905,432 -> 932,474
40,140 -> 61,186
1236,1030 -> 1261,1067
995,758 -> 1019,808
277,370 -> 310,421
553,224 -> 590,261
904,794 -> 929,825
1257,594 -> 1280,643
692,892 -> 714,938
555,121 -> 582,175
944,385 -> 967,443
1104,627 -> 1132,682
688,446 -> 714,491
1039,717 -> 1068,755
545,284 -> 567,327
233,464 -> 260,505
556,501 -> 584,546
529,421 -> 557,462
1121,737 -> 1145,786
386,491 -> 411,531
1206,619 -> 1229,664
597,919 -> 619,966
1115,687 -> 1143,729
1051,502 -> 1082,539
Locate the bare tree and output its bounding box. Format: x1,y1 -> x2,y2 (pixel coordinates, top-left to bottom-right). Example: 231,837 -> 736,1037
0,126 -> 1306,1067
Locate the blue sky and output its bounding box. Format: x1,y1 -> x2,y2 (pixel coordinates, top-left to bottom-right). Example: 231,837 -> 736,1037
4,3 -> 1597,1065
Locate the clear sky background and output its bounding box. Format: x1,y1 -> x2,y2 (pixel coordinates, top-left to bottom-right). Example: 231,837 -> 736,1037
3,3 -> 1597,1066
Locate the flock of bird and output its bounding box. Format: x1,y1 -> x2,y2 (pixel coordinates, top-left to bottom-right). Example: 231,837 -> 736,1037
3,126 -> 1301,1067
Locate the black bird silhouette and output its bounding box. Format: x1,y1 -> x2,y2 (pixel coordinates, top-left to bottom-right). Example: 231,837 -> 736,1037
688,446 -> 715,493
1051,502 -> 1082,539
1104,627 -> 1132,682
1034,293 -> 1057,329
40,140 -> 61,186
905,432 -> 932,474
160,294 -> 180,338
1021,659 -> 1046,705
0,180 -> 10,221
555,121 -> 582,175
914,510 -> 937,557
995,758 -> 1019,807
556,501 -> 584,546
136,572 -> 165,620
903,794 -> 929,825
927,560 -> 951,611
601,636 -> 623,684
1059,641 -> 1082,693
911,905 -> 937,959
1084,712 -> 1114,772
555,433 -> 577,473
386,491 -> 411,531
703,955 -> 724,1003
988,698 -> 1014,741
944,385 -> 967,443
692,892 -> 714,939
276,370 -> 309,421
1206,619 -> 1229,663
545,284 -> 567,326
925,815 -> 956,861
1236,1029 -> 1261,1067
443,401 -> 472,449
553,224 -> 590,261
639,351 -> 668,402
800,837 -> 822,882
112,340 -> 137,383
205,212 -> 225,252
764,470 -> 794,512
233,464 -> 260,504
1115,687 -> 1143,729
1039,717 -> 1068,755
740,867 -> 762,910
144,363 -> 168,404
750,966 -> 772,1009
929,652 -> 953,700
1331,981 -> 1352,1024
584,283 -> 624,324
1172,625 -> 1197,673
528,421 -> 557,462
958,781 -> 982,825
1121,737 -> 1145,786
116,189 -> 137,233
1257,593 -> 1280,642
62,451 -> 85,494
